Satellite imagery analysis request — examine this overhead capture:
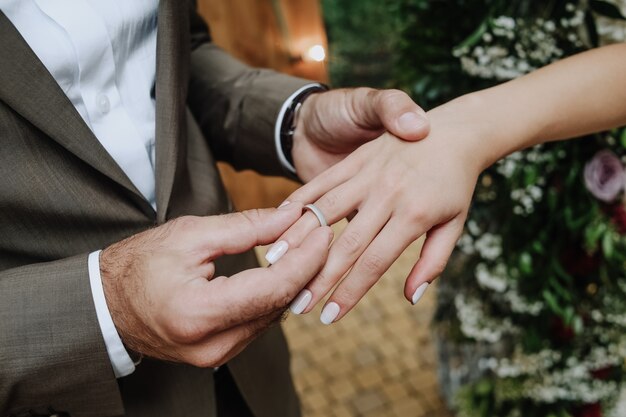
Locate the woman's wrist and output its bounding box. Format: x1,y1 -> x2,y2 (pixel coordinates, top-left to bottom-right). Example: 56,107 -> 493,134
425,94 -> 497,175
428,90 -> 535,173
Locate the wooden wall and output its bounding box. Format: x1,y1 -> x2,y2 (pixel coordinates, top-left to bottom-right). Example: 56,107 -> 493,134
197,0 -> 328,210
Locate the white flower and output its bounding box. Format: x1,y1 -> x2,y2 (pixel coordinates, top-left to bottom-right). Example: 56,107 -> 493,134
467,220 -> 481,236
504,289 -> 544,315
455,294 -> 519,342
456,233 -> 476,255
475,262 -> 508,292
474,234 -> 503,261
544,21 -> 556,32
494,16 -> 516,30
609,387 -> 626,417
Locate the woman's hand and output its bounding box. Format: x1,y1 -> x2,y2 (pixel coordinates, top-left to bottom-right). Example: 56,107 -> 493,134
269,101 -> 489,324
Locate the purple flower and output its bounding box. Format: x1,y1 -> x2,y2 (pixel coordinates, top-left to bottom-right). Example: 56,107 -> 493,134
584,150 -> 626,203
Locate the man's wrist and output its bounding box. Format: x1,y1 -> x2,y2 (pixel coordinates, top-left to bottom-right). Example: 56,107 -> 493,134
88,250 -> 136,378
275,83 -> 328,175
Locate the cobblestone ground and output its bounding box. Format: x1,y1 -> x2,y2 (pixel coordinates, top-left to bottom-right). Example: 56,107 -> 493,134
257,221 -> 453,417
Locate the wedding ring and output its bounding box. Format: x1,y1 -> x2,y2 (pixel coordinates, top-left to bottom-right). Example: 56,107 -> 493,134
304,203 -> 328,227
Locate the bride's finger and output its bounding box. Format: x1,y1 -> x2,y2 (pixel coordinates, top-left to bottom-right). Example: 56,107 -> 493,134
318,219 -> 419,324
265,179 -> 365,264
289,202 -> 390,315
404,216 -> 466,304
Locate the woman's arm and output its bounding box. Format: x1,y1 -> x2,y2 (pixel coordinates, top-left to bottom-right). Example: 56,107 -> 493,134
448,43 -> 626,172
269,44 -> 626,324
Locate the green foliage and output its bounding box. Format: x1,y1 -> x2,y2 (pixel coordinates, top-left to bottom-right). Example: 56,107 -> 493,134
321,0 -> 398,88
391,0 -> 494,108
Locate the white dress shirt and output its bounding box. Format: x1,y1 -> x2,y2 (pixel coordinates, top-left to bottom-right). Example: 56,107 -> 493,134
2,0 -> 316,378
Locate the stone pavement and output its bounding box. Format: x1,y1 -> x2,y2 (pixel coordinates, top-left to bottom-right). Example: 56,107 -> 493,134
257,221 -> 453,417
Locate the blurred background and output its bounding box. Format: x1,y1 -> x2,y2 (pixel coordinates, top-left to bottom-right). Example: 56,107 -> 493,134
198,1 -> 626,417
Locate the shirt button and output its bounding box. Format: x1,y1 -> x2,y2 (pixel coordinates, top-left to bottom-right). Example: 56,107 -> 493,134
96,93 -> 110,115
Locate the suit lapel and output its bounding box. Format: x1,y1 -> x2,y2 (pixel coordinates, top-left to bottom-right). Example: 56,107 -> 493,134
0,12 -> 150,213
154,0 -> 190,223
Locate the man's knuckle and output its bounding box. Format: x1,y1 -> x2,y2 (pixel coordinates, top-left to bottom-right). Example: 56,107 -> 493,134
211,346 -> 231,367
163,313 -> 205,344
272,286 -> 295,310
219,212 -> 240,227
192,346 -> 227,368
379,89 -> 406,106
172,215 -> 198,231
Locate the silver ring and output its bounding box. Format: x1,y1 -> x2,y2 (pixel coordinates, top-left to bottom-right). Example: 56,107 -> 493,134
304,204 -> 328,227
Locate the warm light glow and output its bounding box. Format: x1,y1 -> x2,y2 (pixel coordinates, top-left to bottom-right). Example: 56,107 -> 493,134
306,44 -> 326,62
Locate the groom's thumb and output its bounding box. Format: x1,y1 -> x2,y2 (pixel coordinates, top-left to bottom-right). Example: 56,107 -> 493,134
374,89 -> 430,141
201,202 -> 304,258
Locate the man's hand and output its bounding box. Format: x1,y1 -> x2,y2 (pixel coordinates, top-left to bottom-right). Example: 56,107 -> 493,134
292,88 -> 430,182
100,203 -> 332,367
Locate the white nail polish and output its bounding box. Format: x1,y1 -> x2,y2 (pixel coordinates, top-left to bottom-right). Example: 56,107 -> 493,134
265,241 -> 289,265
320,302 -> 340,325
278,200 -> 291,209
290,289 -> 312,315
412,282 -> 430,305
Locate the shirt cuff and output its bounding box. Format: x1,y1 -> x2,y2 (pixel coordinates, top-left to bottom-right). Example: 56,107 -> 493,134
274,83 -> 326,175
88,250 -> 136,378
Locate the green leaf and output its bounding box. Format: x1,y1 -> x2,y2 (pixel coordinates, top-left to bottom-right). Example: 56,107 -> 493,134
519,252 -> 533,275
562,306 -> 575,325
455,20 -> 488,50
590,0 -> 626,20
524,166 -> 538,186
573,315 -> 584,335
475,379 -> 492,396
532,240 -> 545,254
585,221 -> 607,250
602,230 -> 615,258
552,260 -> 574,283
543,290 -> 562,315
550,278 -> 573,302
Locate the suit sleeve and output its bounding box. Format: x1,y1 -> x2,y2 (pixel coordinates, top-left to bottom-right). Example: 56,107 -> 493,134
186,6 -> 314,177
0,255 -> 124,417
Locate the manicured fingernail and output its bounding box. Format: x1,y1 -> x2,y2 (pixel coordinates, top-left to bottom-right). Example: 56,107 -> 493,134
278,200 -> 291,209
398,112 -> 426,131
290,289 -> 312,315
411,282 -> 430,305
320,302 -> 340,325
265,240 -> 289,264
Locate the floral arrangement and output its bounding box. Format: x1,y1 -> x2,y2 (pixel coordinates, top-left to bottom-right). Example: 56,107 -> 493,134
390,1 -> 626,416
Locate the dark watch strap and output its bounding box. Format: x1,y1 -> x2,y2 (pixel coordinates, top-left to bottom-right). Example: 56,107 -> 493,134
279,85 -> 329,167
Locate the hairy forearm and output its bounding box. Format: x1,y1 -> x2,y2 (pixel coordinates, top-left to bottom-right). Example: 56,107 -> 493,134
433,43 -> 626,171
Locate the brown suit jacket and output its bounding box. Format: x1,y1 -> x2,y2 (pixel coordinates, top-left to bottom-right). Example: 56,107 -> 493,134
0,1 -> 310,416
